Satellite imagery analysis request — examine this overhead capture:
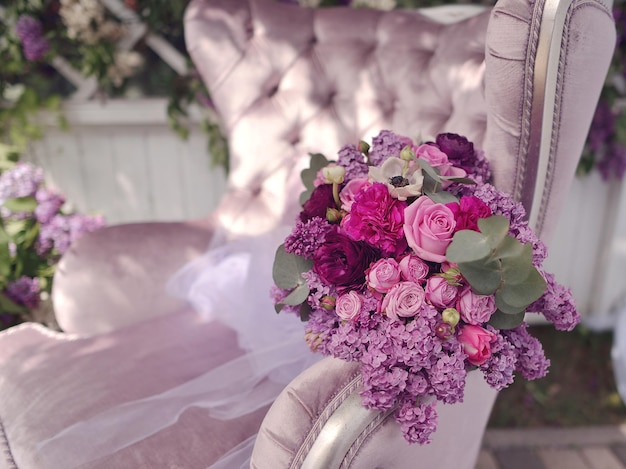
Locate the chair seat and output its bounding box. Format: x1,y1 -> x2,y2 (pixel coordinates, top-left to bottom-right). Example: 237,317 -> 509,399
0,311 -> 267,469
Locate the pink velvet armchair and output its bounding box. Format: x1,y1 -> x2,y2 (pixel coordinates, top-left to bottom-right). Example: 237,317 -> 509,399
0,0 -> 615,468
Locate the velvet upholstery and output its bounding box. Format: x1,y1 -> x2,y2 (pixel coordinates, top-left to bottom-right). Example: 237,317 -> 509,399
0,0 -> 615,467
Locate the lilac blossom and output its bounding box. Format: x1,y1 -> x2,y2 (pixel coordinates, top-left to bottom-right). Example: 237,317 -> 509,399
284,216 -> 332,258
529,271 -> 579,331
5,276 -> 40,309
15,15 -> 50,61
336,144 -> 369,181
480,327 -> 517,390
0,162 -> 44,202
395,399 -> 438,445
368,130 -> 412,166
503,325 -> 551,380
37,213 -> 105,256
35,187 -> 65,224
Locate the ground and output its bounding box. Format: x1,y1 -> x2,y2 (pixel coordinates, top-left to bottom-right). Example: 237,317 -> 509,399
488,326 -> 626,428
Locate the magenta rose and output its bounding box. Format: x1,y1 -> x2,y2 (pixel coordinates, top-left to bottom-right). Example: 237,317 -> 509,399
398,254 -> 430,284
403,196 -> 456,263
336,291 -> 363,320
425,276 -> 459,308
300,184 -> 335,222
446,196 -> 492,231
367,258 -> 401,293
381,281 -> 425,321
313,227 -> 380,291
340,178 -> 370,212
342,182 -> 407,256
457,287 -> 497,325
457,325 -> 496,365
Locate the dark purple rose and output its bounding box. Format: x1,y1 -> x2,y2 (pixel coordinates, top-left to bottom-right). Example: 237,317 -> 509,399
300,184 -> 335,222
436,133 -> 475,168
446,196 -> 492,231
342,183 -> 407,256
313,227 -> 380,291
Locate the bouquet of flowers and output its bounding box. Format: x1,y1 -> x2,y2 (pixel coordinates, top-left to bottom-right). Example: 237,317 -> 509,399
271,130 -> 579,444
0,161 -> 105,330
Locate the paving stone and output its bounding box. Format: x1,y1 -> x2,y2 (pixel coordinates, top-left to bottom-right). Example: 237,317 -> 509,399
493,447 -> 545,469
475,450 -> 499,469
538,448 -> 591,469
611,444 -> 626,466
581,446 -> 626,469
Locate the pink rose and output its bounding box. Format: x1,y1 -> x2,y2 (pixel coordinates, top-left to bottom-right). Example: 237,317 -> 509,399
403,196 -> 456,263
414,144 -> 467,188
381,281 -> 425,321
340,178 -> 370,212
399,254 -> 430,284
457,287 -> 497,325
425,276 -> 459,308
336,291 -> 363,321
457,325 -> 496,365
367,258 -> 401,293
445,196 -> 492,231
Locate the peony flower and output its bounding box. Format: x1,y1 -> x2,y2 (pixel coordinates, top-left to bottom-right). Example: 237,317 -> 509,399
336,291 -> 363,320
435,133 -> 476,170
367,258 -> 401,294
381,281 -> 425,321
398,254 -> 430,284
300,184 -> 336,222
313,227 -> 379,291
457,287 -> 497,325
403,196 -> 456,263
368,157 -> 424,200
340,178 -> 370,212
457,324 -> 496,366
425,276 -> 459,309
446,196 -> 492,232
342,183 -> 407,256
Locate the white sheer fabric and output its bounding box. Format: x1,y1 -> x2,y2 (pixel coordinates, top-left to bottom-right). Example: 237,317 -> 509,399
37,228 -> 320,468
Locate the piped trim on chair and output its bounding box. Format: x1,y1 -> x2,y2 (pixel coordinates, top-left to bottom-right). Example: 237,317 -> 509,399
0,321 -> 77,342
0,418 -> 17,469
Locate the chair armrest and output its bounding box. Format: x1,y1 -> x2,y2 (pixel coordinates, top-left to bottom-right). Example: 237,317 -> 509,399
52,219 -> 214,337
251,357 -> 497,469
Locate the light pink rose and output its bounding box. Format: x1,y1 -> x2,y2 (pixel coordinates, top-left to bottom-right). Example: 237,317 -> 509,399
381,281 -> 425,321
425,276 -> 459,308
340,178 -> 370,212
403,196 -> 456,263
336,291 -> 363,321
457,287 -> 497,325
399,254 -> 430,284
367,258 -> 401,293
457,325 -> 496,366
414,144 -> 466,188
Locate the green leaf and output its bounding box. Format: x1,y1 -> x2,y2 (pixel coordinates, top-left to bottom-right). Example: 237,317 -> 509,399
496,235 -> 527,259
272,244 -> 313,290
500,244 -> 534,285
301,153 -> 329,193
499,268 -> 546,308
457,259 -> 502,295
488,309 -> 525,329
299,302 -> 312,321
446,230 -> 492,263
0,243 -> 11,278
426,190 -> 458,204
495,292 -> 528,315
281,283 -> 310,306
0,292 -> 26,314
477,216 -> 510,250
3,196 -> 37,213
416,158 -> 442,182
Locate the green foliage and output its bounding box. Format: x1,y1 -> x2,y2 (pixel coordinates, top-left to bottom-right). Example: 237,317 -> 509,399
299,153 -> 330,205
446,215 -> 547,325
272,244 -> 313,318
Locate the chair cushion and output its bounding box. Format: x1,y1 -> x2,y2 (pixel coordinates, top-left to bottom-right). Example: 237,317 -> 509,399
0,311 -> 267,468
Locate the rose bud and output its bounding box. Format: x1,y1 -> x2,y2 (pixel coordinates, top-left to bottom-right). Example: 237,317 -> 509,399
435,321 -> 454,340
320,295 -> 336,311
442,307 -> 460,327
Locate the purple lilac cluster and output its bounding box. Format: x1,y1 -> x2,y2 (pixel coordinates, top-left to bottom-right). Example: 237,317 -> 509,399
15,15 -> 49,61
37,213 -> 105,256
277,130 -> 579,444
5,276 -> 40,309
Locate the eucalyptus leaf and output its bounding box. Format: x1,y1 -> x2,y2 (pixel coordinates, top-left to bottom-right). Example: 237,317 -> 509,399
281,283 -> 310,306
275,303 -> 284,314
488,309 -> 525,329
446,230 -> 492,263
496,235 -> 527,259
3,196 -> 37,213
426,190 -> 458,204
457,259 -> 502,295
301,153 -> 329,193
500,245 -> 534,285
495,292 -> 528,315
272,244 -> 313,290
299,302 -> 312,322
499,268 -> 546,307
416,158 -> 442,182
439,176 -> 477,185
477,216 -> 510,250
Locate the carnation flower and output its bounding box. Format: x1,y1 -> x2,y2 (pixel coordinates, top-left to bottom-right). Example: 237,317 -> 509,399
446,196 -> 492,231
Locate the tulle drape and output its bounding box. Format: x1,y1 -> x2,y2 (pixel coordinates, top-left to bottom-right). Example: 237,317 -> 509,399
37,228 -> 320,468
